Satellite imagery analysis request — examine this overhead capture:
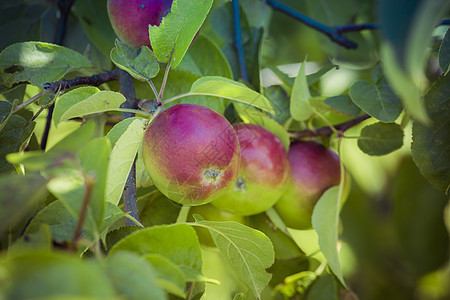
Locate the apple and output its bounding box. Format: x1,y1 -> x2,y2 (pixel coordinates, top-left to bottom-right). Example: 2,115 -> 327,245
107,0 -> 173,48
211,124 -> 290,216
274,141 -> 341,230
142,104 -> 240,205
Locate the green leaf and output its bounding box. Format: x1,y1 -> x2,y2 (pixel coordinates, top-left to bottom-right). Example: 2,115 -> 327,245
290,61 -> 313,121
234,103 -> 290,150
189,76 -> 274,115
0,114 -> 35,173
196,220 -> 274,298
439,29 -> 450,73
137,190 -> 181,227
109,224 -> 203,272
25,199 -> 79,243
311,186 -> 347,287
79,137 -> 111,227
146,69 -> 225,114
178,34 -> 233,78
349,80 -> 402,122
0,174 -> 47,233
379,0 -> 450,123
110,39 -> 160,81
0,100 -> 12,127
106,251 -> 167,300
324,95 -> 361,116
247,213 -> 304,260
53,86 -> 126,126
6,120 -> 98,173
149,0 -> 214,68
357,122 -> 404,156
2,251 -> 116,299
304,274 -> 339,300
143,254 -> 186,298
0,41 -> 93,87
105,117 -> 147,205
412,74 -> 450,191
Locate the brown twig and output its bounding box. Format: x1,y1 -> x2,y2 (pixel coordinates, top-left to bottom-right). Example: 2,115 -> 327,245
42,69 -> 120,94
289,114 -> 370,140
70,173 -> 94,252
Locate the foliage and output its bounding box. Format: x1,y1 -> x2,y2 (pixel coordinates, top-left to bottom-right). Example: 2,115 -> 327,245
0,0 -> 449,299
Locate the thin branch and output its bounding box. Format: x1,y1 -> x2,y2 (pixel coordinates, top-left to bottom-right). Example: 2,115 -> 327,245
11,91 -> 49,114
265,0 -> 358,49
232,0 -> 250,81
336,23 -> 378,34
42,69 -> 119,94
42,0 -> 77,150
70,173 -> 94,252
118,69 -> 140,225
289,114 -> 370,140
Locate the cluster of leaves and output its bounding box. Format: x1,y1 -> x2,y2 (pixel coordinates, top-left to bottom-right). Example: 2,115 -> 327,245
0,0 -> 449,299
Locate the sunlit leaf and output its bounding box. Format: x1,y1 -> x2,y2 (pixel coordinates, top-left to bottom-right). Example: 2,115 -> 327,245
311,186 -> 347,287
105,117 -> 147,205
189,76 -> 274,115
109,224 -> 203,272
196,220 -> 274,298
149,0 -> 214,68
53,86 -> 126,126
0,42 -> 93,87
290,61 -> 313,121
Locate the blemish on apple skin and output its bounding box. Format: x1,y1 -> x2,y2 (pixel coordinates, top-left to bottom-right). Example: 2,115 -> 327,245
140,4 -> 145,8
234,177 -> 246,192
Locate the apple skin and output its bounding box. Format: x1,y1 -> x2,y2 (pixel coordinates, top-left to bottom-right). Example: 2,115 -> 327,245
274,141 -> 341,230
107,0 -> 173,48
211,124 -> 290,216
142,104 -> 240,205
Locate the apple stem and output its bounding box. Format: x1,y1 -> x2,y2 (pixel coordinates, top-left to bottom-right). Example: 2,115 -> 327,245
159,49 -> 174,100
176,205 -> 191,224
147,79 -> 162,105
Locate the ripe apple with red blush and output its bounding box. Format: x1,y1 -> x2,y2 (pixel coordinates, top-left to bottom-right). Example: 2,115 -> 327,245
212,123 -> 290,216
142,104 -> 240,206
274,141 -> 342,230
107,0 -> 173,48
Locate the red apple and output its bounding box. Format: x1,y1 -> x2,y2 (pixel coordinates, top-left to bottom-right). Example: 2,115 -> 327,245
211,124 -> 290,216
142,104 -> 240,205
275,141 -> 341,230
107,0 -> 173,48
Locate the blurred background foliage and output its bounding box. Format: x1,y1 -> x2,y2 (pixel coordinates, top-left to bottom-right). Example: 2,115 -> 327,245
0,0 -> 449,299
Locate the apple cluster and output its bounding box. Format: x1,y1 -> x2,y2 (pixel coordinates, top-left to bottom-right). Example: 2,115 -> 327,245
142,104 -> 342,230
107,1 -> 343,230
